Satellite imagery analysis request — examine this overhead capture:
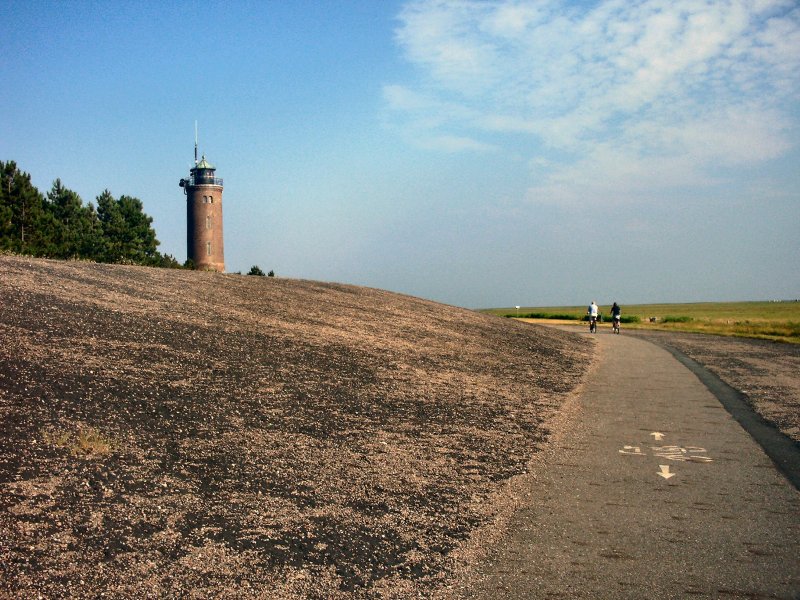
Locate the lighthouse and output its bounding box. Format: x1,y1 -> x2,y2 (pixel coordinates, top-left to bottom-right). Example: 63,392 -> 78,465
179,138 -> 224,272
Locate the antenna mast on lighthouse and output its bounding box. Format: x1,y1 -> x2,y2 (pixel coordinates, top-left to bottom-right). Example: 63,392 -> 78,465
194,120 -> 199,166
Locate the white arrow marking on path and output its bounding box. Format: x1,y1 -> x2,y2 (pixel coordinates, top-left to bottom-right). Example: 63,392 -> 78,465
651,432 -> 665,441
657,465 -> 675,480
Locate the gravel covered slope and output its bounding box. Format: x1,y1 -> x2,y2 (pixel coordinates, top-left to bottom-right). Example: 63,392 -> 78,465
0,256 -> 592,599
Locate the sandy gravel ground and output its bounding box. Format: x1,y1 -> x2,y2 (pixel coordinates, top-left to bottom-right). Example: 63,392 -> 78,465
0,256 -> 593,599
632,330 -> 800,444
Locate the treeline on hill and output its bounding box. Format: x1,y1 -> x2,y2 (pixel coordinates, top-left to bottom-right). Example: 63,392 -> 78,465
0,160 -> 181,268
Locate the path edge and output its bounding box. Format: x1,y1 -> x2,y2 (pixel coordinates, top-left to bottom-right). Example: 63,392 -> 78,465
644,336 -> 800,491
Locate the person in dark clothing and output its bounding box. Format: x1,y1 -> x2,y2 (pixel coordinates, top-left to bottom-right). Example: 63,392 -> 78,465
610,302 -> 621,334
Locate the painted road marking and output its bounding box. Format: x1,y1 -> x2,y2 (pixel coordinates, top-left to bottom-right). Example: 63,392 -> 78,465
652,446 -> 713,463
619,445 -> 645,456
618,445 -> 712,461
657,465 -> 676,480
619,432 -> 713,479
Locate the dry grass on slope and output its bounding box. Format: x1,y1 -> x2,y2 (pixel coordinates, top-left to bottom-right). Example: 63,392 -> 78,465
0,256 -> 592,599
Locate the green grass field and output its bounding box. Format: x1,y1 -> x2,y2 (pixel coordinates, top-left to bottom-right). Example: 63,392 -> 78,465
481,301 -> 800,344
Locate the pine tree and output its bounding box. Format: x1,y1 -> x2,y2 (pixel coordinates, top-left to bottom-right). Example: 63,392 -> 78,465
0,162 -> 16,248
46,179 -> 99,259
117,195 -> 160,263
96,191 -> 161,264
80,202 -> 103,261
0,161 -> 50,255
95,189 -> 122,262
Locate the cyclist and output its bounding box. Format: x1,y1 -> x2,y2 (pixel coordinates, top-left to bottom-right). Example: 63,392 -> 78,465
587,301 -> 599,333
610,302 -> 621,334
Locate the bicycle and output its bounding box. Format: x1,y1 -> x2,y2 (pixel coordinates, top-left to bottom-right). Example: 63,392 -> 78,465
612,316 -> 620,334
589,315 -> 598,333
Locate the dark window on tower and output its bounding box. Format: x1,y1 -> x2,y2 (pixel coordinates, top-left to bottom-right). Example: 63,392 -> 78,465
206,241 -> 212,256
206,216 -> 212,229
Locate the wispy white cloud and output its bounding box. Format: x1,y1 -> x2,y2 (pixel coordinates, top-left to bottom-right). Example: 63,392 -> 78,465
422,134 -> 498,153
386,0 -> 800,204
382,84 -> 496,151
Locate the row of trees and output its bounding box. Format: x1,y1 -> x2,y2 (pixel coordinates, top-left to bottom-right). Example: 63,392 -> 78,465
1,160 -> 180,267
247,265 -> 275,277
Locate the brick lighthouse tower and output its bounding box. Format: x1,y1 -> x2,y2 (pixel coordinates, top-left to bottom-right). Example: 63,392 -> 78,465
179,133 -> 224,272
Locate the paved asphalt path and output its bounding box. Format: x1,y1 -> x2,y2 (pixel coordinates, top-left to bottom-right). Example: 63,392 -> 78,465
464,329 -> 800,599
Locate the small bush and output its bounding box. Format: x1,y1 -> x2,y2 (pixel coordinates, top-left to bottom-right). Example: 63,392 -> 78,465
43,426 -> 114,457
155,253 -> 184,269
663,315 -> 693,323
248,265 -> 265,276
42,429 -> 72,448
73,427 -> 113,456
505,312 -> 582,320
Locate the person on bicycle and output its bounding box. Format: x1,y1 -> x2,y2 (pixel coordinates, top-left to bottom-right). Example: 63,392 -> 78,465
588,301 -> 599,332
610,302 -> 621,333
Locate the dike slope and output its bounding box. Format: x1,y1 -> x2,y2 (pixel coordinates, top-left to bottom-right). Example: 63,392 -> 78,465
0,256 -> 592,599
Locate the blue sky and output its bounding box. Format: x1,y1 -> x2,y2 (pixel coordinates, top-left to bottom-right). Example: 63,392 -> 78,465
2,0 -> 798,308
